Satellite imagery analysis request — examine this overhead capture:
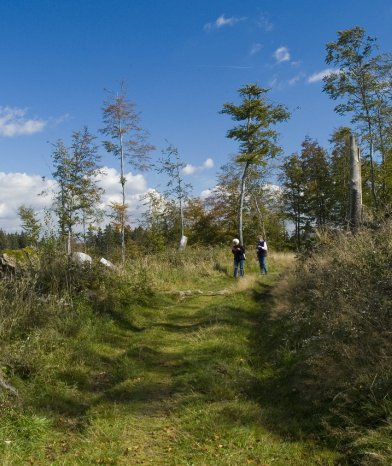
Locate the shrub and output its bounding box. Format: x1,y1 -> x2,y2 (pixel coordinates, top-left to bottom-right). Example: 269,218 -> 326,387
272,224 -> 392,463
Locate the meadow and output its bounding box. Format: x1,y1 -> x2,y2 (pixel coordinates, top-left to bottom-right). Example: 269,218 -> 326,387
0,240 -> 390,465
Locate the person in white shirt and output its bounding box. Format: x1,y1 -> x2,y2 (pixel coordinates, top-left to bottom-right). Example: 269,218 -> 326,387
256,236 -> 268,274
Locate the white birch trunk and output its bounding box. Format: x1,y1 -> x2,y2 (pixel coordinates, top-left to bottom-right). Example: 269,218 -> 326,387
349,134 -> 362,231
238,162 -> 250,245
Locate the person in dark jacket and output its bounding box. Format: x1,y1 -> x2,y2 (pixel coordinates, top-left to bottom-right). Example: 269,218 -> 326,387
232,238 -> 245,278
256,236 -> 268,274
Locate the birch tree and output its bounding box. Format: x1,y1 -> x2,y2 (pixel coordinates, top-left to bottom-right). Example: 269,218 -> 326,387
101,83 -> 155,263
155,144 -> 192,248
349,133 -> 363,231
51,127 -> 102,254
17,205 -> 41,246
323,27 -> 384,210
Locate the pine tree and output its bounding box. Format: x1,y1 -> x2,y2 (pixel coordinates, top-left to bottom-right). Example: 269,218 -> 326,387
280,153 -> 307,248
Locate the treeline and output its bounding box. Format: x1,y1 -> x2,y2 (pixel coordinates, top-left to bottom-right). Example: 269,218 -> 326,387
0,229 -> 30,250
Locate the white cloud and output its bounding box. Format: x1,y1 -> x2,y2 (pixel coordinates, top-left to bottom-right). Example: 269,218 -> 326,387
203,158 -> 214,169
50,113 -> 71,126
269,72 -> 305,90
250,43 -> 263,56
0,107 -> 47,137
274,46 -> 290,64
0,172 -> 54,231
97,167 -> 147,205
263,183 -> 282,195
0,167 -> 150,232
269,75 -> 291,91
257,14 -> 273,32
94,167 -> 150,226
307,68 -> 338,83
182,165 -> 197,175
182,158 -> 215,175
200,189 -> 213,200
199,185 -> 219,200
204,14 -> 245,31
291,60 -> 302,67
288,73 -> 305,86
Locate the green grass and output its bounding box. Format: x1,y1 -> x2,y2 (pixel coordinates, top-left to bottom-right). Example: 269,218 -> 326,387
0,253 -> 343,465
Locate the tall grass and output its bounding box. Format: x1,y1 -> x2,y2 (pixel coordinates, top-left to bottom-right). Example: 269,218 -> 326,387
125,246 -> 293,292
271,224 -> 392,464
0,243 -> 298,463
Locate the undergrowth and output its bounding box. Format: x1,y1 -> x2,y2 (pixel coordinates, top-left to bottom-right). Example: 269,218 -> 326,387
0,245 -> 343,465
269,224 -> 392,465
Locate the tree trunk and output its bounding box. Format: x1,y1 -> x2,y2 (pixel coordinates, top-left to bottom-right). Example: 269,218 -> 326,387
67,229 -> 72,256
349,133 -> 363,231
238,162 -> 250,245
119,129 -> 126,266
252,194 -> 266,239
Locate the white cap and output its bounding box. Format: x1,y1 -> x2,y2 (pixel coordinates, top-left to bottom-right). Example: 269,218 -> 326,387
232,238 -> 239,245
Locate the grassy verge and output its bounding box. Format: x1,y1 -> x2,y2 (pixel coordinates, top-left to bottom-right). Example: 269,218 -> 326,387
0,250 -> 342,465
268,226 -> 392,465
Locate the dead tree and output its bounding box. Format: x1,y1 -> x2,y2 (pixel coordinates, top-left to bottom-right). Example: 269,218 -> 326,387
349,133 -> 362,231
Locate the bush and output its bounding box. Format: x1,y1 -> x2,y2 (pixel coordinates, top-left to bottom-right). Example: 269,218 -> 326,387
272,224 -> 392,463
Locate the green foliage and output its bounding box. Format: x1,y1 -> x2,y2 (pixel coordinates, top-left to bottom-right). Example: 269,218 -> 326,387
271,224 -> 392,463
155,143 -> 192,240
324,27 -> 392,212
281,130 -> 378,246
101,83 -> 155,263
0,229 -> 29,250
51,127 -> 103,253
329,127 -> 351,226
17,205 -> 41,246
221,84 -> 290,164
101,83 -> 154,172
221,83 -> 289,244
0,247 -> 346,464
280,152 -> 307,247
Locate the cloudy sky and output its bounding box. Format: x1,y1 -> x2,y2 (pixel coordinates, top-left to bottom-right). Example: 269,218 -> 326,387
1,0 -> 392,231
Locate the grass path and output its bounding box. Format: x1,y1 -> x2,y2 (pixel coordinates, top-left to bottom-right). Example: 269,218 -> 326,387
12,273 -> 342,465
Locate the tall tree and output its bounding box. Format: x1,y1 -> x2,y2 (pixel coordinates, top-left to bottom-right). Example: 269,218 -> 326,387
323,27 -> 385,210
51,127 -> 102,254
329,127 -> 351,226
300,137 -> 332,228
17,205 -> 41,246
280,153 -> 307,248
71,127 -> 104,248
140,190 -> 170,251
155,144 -> 192,247
206,161 -> 240,240
349,133 -> 363,231
221,83 -> 289,245
372,56 -> 392,208
101,83 -> 155,263
206,160 -> 285,247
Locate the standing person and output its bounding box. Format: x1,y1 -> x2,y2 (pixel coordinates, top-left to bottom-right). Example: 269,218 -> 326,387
232,238 -> 245,278
256,236 -> 268,274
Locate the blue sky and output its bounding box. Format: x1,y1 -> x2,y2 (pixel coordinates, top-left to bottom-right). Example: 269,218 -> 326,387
1,0 -> 392,230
